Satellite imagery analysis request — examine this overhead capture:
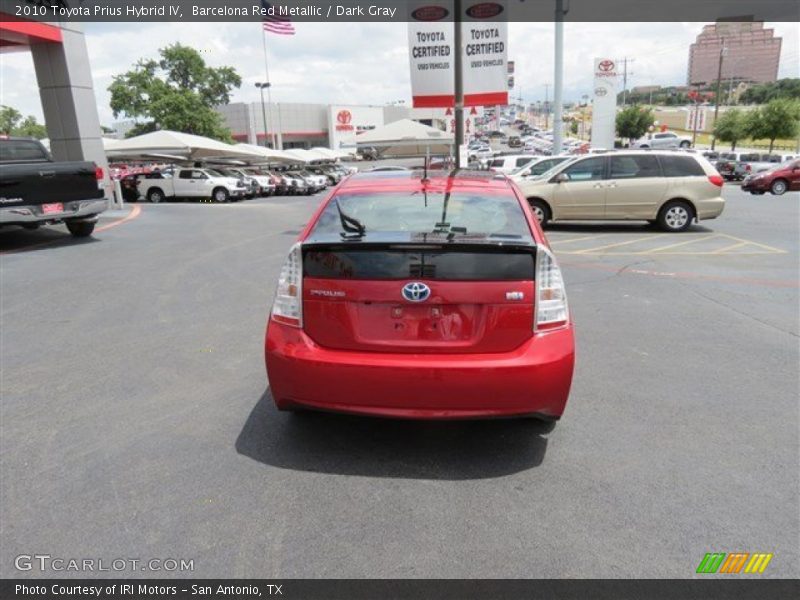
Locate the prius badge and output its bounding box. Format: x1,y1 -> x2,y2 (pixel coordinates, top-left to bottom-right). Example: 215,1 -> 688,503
402,282 -> 431,302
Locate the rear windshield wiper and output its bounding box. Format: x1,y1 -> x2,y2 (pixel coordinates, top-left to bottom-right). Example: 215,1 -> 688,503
335,199 -> 366,239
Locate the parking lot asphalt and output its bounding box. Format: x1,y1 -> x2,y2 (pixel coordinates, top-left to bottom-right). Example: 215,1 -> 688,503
1,184 -> 798,579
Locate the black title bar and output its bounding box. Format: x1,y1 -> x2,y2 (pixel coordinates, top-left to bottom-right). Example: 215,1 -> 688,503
2,579 -> 800,600
2,0 -> 798,22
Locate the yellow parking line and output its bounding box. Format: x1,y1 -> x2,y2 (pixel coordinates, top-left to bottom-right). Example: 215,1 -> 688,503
549,234 -> 607,245
573,235 -> 664,254
640,234 -> 719,254
711,241 -> 748,254
713,234 -> 786,253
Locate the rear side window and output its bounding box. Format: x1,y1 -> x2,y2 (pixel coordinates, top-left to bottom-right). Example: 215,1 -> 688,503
490,159 -> 505,167
311,191 -> 533,242
610,155 -> 662,179
515,157 -> 530,167
658,155 -> 705,177
0,140 -> 48,162
739,153 -> 759,162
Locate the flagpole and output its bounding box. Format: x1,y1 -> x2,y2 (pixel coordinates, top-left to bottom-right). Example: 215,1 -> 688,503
261,27 -> 276,149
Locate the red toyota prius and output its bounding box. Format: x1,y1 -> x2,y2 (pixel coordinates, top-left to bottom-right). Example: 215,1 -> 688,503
265,170 -> 575,421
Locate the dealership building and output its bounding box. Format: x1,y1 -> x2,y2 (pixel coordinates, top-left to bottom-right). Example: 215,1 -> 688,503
215,102 -> 484,151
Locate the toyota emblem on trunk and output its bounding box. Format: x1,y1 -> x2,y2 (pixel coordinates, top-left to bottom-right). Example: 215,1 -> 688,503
402,282 -> 431,302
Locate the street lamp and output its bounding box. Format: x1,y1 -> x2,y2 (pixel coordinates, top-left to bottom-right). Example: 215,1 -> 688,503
255,82 -> 273,148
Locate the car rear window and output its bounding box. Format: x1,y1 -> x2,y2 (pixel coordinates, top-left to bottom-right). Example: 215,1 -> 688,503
739,153 -> 760,162
304,249 -> 535,281
0,140 -> 48,162
658,155 -> 705,177
311,191 -> 534,242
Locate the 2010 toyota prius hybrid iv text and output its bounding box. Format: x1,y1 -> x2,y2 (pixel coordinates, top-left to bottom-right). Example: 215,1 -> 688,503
264,170 -> 575,420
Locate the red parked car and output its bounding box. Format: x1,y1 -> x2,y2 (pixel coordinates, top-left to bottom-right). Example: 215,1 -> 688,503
741,159 -> 800,195
265,170 -> 575,421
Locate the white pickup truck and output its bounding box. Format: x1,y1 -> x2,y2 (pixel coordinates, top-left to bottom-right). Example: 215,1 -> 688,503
137,168 -> 249,203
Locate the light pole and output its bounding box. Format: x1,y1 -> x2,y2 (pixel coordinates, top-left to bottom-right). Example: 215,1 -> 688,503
710,41 -> 727,151
553,0 -> 567,155
255,82 -> 274,148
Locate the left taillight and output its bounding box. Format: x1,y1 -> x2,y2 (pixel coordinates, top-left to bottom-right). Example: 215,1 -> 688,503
271,243 -> 303,327
535,247 -> 569,331
95,166 -> 104,180
708,174 -> 724,187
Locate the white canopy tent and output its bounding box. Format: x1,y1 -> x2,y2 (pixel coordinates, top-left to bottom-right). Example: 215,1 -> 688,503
311,147 -> 355,160
282,148 -> 331,163
354,119 -> 453,156
104,130 -> 265,161
234,143 -> 304,164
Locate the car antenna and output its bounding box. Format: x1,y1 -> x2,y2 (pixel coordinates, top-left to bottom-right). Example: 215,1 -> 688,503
422,146 -> 430,183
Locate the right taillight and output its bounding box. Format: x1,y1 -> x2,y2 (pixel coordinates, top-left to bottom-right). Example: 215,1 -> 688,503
535,247 -> 569,331
271,243 -> 303,327
708,174 -> 724,187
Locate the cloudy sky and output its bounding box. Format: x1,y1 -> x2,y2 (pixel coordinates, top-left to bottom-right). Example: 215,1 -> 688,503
1,21 -> 797,127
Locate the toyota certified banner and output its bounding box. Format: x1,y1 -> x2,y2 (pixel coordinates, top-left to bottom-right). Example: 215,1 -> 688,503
591,57 -> 619,149
407,0 -> 508,108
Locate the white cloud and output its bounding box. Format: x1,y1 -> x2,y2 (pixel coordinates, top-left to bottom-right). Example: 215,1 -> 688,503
1,21 -> 796,127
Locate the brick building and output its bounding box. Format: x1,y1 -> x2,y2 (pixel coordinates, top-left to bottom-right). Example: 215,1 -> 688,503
688,21 -> 782,86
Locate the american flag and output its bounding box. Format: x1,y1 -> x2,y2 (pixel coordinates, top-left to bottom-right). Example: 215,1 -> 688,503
262,1 -> 296,35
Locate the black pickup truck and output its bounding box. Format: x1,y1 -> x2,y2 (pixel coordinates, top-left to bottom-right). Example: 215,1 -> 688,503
0,136 -> 107,237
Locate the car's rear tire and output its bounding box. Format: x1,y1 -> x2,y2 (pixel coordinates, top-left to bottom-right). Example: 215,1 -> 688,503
147,188 -> 164,203
66,221 -> 96,237
657,200 -> 694,232
679,140 -> 691,148
212,187 -> 229,203
528,199 -> 551,228
770,179 -> 788,195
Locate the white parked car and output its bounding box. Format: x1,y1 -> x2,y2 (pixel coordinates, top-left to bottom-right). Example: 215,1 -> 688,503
486,154 -> 539,174
632,131 -> 692,149
509,156 -> 572,183
137,168 -> 249,203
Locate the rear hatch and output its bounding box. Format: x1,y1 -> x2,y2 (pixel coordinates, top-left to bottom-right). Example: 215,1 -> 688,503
302,239 -> 536,354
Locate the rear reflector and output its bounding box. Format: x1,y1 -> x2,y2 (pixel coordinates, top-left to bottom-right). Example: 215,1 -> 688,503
708,174 -> 724,187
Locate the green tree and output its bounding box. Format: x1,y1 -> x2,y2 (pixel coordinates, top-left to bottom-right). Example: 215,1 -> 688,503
615,105 -> 655,144
0,105 -> 22,134
0,105 -> 47,139
16,116 -> 47,139
712,109 -> 747,151
744,98 -> 800,152
108,43 -> 241,141
740,78 -> 800,105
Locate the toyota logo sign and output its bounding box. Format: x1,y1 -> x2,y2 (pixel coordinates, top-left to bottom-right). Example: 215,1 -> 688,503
401,282 -> 431,303
598,60 -> 615,72
337,110 -> 352,125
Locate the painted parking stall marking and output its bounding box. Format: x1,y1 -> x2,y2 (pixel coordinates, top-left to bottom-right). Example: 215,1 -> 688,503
548,231 -> 786,256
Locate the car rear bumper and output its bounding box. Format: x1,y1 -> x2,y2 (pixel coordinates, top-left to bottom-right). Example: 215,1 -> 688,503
741,180 -> 768,192
0,198 -> 108,225
265,321 -> 575,419
696,196 -> 725,220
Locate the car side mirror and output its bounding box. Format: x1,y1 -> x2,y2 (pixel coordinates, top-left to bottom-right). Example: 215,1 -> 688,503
553,173 -> 569,183
521,170 -> 531,177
